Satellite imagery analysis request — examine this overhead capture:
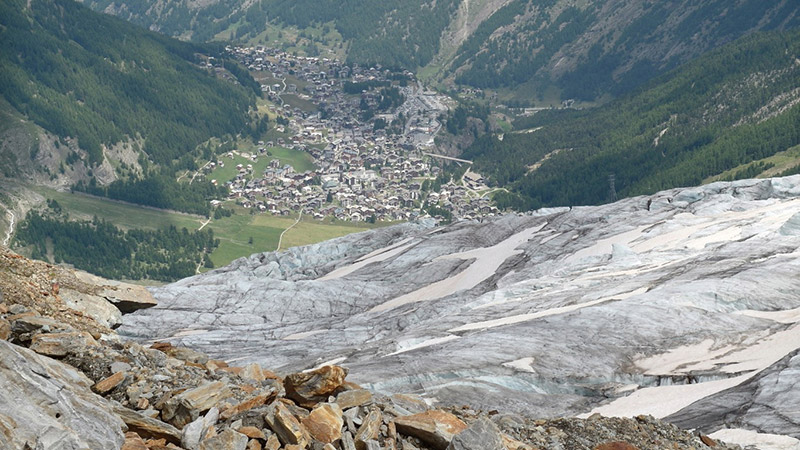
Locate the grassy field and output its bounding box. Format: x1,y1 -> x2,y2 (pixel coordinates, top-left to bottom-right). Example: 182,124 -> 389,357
282,94 -> 318,113
703,144 -> 800,183
208,146 -> 315,183
280,216 -> 387,249
207,211 -> 386,267
38,188 -> 204,231
30,188 -> 390,270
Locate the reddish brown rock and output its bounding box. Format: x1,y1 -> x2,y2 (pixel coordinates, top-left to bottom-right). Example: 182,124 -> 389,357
284,365 -> 347,407
0,317 -> 10,341
29,331 -> 98,357
151,342 -> 173,352
247,439 -> 262,450
162,381 -> 233,428
264,434 -> 280,450
264,402 -> 310,448
700,435 -> 717,447
336,389 -> 372,410
92,371 -> 127,394
121,432 -> 149,450
113,404 -> 182,445
238,426 -> 266,440
219,366 -> 244,376
301,403 -> 343,444
220,391 -> 273,420
594,442 -> 640,450
393,411 -> 467,450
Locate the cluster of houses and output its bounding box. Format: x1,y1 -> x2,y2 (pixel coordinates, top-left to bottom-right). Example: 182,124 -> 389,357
207,46 -> 500,222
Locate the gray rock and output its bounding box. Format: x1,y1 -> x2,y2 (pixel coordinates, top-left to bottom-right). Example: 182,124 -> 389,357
341,431 -> 357,450
111,361 -> 132,373
59,288 -> 123,329
0,340 -> 124,449
447,418 -> 505,450
73,270 -> 158,313
182,407 -> 220,450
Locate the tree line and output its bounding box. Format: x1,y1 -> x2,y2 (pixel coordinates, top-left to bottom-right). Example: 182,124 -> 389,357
16,209 -> 219,281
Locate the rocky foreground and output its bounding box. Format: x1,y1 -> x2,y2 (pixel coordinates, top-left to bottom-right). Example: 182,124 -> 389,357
0,247 -> 738,449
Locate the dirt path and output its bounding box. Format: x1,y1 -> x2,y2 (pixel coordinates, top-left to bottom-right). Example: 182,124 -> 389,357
198,217 -> 211,231
276,211 -> 302,251
189,161 -> 212,185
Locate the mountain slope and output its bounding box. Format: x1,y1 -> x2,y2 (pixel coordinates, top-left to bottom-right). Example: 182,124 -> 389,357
0,0 -> 255,169
121,175 -> 800,448
80,0 -> 800,101
462,29 -> 800,210
80,0 -> 462,69
443,0 -> 800,100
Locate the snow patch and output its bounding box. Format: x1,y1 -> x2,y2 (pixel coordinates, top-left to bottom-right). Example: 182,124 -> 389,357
370,223 -> 546,313
385,335 -> 460,356
319,238 -> 415,280
451,287 -> 647,332
502,357 -> 536,373
709,428 -> 800,450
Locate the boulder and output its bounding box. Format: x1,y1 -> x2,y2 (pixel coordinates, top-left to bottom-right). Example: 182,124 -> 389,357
220,390 -> 274,420
354,408 -> 382,450
394,411 -> 467,450
0,340 -> 124,449
389,394 -> 429,415
10,314 -> 66,339
162,381 -> 233,428
237,426 -> 266,440
113,403 -> 182,445
336,389 -> 373,410
447,418 -> 505,450
264,401 -> 310,447
301,402 -> 343,444
264,434 -> 281,450
59,288 -> 123,329
199,429 -> 249,450
284,365 -> 348,407
74,270 -> 158,313
29,331 -> 98,357
183,407 -> 220,450
341,431 -> 357,450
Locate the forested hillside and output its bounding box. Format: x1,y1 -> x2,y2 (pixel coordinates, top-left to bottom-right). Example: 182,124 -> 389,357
448,0 -> 800,101
0,0 -> 255,167
463,29 -> 800,210
80,0 -> 800,102
80,0 -> 460,68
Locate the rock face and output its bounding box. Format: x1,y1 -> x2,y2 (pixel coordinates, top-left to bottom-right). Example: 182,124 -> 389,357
121,176 -> 800,446
0,340 -> 124,449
